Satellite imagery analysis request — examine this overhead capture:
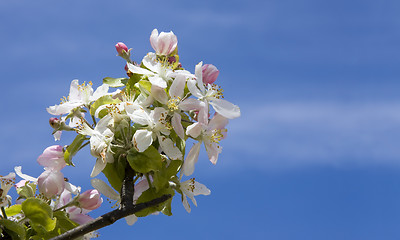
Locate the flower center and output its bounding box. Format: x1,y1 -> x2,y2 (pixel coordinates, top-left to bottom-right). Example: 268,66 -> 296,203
207,84 -> 224,99
211,129 -> 227,143
167,97 -> 181,111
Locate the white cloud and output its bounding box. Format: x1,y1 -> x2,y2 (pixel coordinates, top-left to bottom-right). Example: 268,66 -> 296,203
224,101 -> 400,170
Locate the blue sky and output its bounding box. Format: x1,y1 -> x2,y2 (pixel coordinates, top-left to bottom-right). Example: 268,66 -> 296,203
1,0 -> 400,239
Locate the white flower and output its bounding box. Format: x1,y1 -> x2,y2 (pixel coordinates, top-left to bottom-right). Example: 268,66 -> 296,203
182,113 -> 229,176
128,107 -> 182,160
150,74 -> 202,139
78,115 -> 114,177
187,62 -> 241,120
91,178 -> 149,226
180,178 -> 210,213
47,79 -> 111,116
0,172 -> 16,207
127,53 -> 193,89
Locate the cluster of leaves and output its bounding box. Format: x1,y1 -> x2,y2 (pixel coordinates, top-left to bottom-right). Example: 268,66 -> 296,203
0,176 -> 95,240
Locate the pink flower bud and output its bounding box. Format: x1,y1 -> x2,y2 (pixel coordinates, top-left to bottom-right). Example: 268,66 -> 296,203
37,145 -> 66,171
115,42 -> 128,55
202,64 -> 219,84
150,29 -> 178,56
38,170 -> 65,198
49,117 -> 61,129
78,189 -> 102,210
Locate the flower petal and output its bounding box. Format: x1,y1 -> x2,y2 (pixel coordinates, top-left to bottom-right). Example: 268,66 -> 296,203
187,79 -> 203,99
90,158 -> 107,177
182,194 -> 191,213
151,85 -> 168,104
91,178 -> 120,201
194,62 -> 206,93
125,214 -> 138,225
204,140 -> 222,165
157,135 -> 182,160
92,84 -> 110,101
127,62 -> 154,76
186,122 -> 202,139
150,29 -> 159,52
208,113 -> 229,130
149,76 -> 167,89
172,113 -> 185,139
128,107 -> 151,126
133,129 -> 153,152
209,98 -> 241,119
169,74 -> 186,99
14,166 -> 37,182
179,98 -> 203,111
182,142 -> 201,176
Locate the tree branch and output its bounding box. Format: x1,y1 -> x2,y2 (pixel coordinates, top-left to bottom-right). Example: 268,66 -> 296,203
50,168 -> 171,240
50,194 -> 171,240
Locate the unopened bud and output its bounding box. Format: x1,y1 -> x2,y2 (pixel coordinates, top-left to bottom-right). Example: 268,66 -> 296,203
150,29 -> 178,56
49,117 -> 61,129
38,170 -> 65,198
49,117 -> 74,133
202,64 -> 219,84
115,42 -> 128,55
37,145 -> 66,171
77,189 -> 102,210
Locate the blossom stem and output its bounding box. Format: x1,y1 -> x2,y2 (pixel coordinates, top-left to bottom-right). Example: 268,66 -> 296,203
145,173 -> 153,189
54,201 -> 77,212
91,114 -> 97,126
77,141 -> 90,151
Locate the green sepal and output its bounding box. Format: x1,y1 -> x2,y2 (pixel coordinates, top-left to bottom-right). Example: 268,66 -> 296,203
16,182 -> 36,200
5,205 -> 22,217
21,198 -> 57,232
64,134 -> 86,166
125,73 -> 142,97
103,77 -> 128,87
127,146 -> 162,174
134,187 -> 175,217
0,219 -> 26,240
89,95 -> 121,118
136,79 -> 151,96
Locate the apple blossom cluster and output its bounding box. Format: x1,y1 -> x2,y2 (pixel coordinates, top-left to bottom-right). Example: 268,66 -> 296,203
0,146 -> 102,239
0,28 -> 240,238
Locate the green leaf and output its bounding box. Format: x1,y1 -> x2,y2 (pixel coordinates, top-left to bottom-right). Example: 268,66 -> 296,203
21,198 -> 57,232
127,146 -> 162,174
102,161 -> 125,193
153,160 -> 182,193
103,77 -> 128,87
135,187 -> 175,217
5,205 -> 22,217
89,95 -> 121,118
0,219 -> 26,240
64,134 -> 86,166
53,211 -> 79,231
